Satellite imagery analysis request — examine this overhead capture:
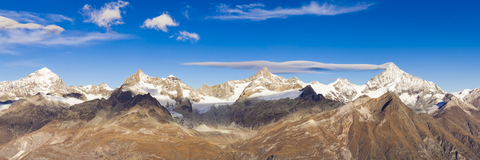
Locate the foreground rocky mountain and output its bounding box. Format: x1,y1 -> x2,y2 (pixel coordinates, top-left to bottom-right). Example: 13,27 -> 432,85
428,88 -> 480,137
0,88 -> 255,159
235,92 -> 480,159
0,94 -> 69,147
2,88 -> 480,159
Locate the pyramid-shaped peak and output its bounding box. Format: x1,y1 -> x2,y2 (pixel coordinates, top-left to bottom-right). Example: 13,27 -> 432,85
254,67 -> 273,76
135,69 -> 146,75
123,69 -> 151,85
28,67 -> 58,78
384,63 -> 403,72
260,67 -> 270,72
247,67 -> 278,81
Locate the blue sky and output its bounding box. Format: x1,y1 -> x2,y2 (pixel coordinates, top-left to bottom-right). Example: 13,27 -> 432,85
0,0 -> 479,92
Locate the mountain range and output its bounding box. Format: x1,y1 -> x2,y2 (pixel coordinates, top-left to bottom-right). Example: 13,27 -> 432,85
0,63 -> 479,159
0,63 -> 449,113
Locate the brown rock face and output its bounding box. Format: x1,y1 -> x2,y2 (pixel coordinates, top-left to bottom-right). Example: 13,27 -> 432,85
0,94 -> 69,147
234,92 -> 480,159
0,88 -> 224,159
431,93 -> 480,137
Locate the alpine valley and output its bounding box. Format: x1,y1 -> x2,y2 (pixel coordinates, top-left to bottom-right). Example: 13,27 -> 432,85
0,63 -> 479,160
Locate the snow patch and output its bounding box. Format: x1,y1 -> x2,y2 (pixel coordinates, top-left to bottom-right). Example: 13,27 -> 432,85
250,89 -> 302,101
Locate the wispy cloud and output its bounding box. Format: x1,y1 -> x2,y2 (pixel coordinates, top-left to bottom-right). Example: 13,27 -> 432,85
141,13 -> 179,32
0,10 -> 74,24
0,16 -> 131,54
3,60 -> 46,67
175,31 -> 200,42
81,0 -> 129,32
182,5 -> 191,19
183,61 -> 391,74
209,1 -> 373,20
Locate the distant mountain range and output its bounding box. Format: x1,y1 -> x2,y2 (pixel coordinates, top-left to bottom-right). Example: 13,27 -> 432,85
0,63 -> 452,113
1,63 -> 479,159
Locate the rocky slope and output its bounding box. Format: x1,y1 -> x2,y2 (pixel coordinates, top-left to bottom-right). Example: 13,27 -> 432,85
0,94 -> 70,147
0,88 -> 252,159
428,89 -> 480,137
234,92 -> 480,159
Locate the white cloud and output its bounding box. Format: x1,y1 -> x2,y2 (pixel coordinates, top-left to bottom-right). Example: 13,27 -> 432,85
81,0 -> 129,32
183,61 -> 391,73
0,10 -> 74,24
42,25 -> 65,34
142,13 -> 179,32
176,31 -> 200,42
0,16 -> 131,54
210,1 -> 373,20
0,16 -> 64,34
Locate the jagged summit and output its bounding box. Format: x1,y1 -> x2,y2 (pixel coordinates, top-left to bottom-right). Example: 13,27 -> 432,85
122,69 -> 153,85
120,69 -> 201,104
333,77 -> 350,84
248,67 -> 276,80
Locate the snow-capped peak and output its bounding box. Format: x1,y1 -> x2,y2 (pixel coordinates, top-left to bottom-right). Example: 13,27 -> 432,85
28,67 -> 58,79
364,62 -> 445,109
35,67 -> 53,74
0,67 -> 68,101
122,69 -> 151,85
168,75 -> 175,78
382,63 -> 405,76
